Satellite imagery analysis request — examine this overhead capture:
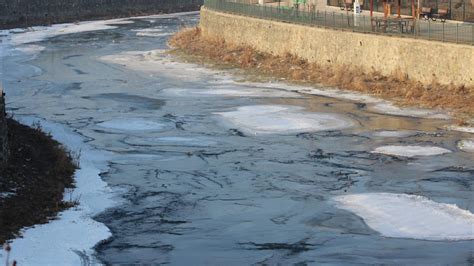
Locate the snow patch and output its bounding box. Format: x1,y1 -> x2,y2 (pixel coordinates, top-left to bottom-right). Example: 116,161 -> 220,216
333,193 -> 474,241
372,145 -> 451,157
0,117 -> 116,265
216,105 -> 353,135
457,139 -> 474,152
97,118 -> 166,131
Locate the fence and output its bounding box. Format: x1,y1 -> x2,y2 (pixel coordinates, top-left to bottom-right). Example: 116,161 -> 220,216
328,0 -> 474,22
204,0 -> 474,45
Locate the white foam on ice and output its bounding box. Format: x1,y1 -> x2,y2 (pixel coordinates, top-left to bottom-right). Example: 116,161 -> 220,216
457,139 -> 474,152
97,118 -> 166,131
371,145 -> 451,157
216,105 -> 353,135
333,193 -> 474,241
370,102 -> 450,119
0,116 -> 117,265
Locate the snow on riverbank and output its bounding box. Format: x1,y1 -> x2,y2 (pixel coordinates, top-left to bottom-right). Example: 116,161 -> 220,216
372,145 -> 451,157
0,117 -> 116,265
216,105 -> 353,135
334,193 -> 474,241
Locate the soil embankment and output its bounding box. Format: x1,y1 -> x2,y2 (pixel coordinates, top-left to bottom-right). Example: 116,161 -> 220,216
0,118 -> 76,244
169,27 -> 474,122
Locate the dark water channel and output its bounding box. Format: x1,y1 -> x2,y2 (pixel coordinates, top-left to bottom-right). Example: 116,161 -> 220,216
2,12 -> 473,265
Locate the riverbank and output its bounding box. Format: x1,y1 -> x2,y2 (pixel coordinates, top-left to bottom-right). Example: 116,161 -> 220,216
169,27 -> 474,123
0,118 -> 76,244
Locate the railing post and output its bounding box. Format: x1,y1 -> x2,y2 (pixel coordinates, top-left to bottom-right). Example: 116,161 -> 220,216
324,11 -> 327,27
333,12 -> 336,28
442,22 -> 445,42
428,20 -> 431,40
456,23 -> 458,43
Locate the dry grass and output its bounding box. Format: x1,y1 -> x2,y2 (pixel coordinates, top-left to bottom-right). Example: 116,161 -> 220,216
169,27 -> 474,122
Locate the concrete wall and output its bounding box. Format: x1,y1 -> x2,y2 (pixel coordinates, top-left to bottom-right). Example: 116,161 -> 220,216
0,0 -> 203,29
200,7 -> 474,86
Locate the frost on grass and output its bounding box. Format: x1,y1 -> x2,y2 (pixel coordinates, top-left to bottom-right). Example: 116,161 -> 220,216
371,145 -> 451,157
333,193 -> 474,241
457,139 -> 474,152
216,105 -> 353,135
97,118 -> 166,131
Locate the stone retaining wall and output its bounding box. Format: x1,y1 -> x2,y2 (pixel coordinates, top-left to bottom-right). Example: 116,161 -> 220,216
200,7 -> 474,86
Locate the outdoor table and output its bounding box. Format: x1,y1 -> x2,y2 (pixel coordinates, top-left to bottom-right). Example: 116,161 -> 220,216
372,17 -> 414,33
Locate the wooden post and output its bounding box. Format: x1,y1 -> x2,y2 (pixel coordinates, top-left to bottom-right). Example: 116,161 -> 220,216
397,0 -> 401,17
370,0 -> 373,16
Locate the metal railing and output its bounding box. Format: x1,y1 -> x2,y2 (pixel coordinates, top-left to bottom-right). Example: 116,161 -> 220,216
204,0 -> 474,45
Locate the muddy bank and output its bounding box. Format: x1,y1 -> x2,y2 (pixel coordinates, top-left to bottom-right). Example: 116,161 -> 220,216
169,27 -> 474,123
0,118 -> 76,244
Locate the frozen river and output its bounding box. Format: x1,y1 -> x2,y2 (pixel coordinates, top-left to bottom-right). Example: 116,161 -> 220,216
1,12 -> 473,265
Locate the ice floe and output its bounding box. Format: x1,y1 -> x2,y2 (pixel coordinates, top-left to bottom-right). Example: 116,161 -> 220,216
124,136 -> 217,147
97,118 -> 166,131
216,105 -> 353,135
447,125 -> 474,134
0,117 -> 116,265
133,28 -> 171,37
371,145 -> 451,157
14,44 -> 45,55
333,193 -> 474,241
457,139 -> 474,152
370,102 -> 450,119
371,130 -> 418,138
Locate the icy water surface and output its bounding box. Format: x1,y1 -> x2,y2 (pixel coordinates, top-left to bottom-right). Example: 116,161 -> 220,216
1,12 -> 473,265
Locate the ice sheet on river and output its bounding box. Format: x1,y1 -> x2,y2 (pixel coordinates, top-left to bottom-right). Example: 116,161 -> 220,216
334,193 -> 474,241
372,145 -> 451,157
216,105 -> 353,135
